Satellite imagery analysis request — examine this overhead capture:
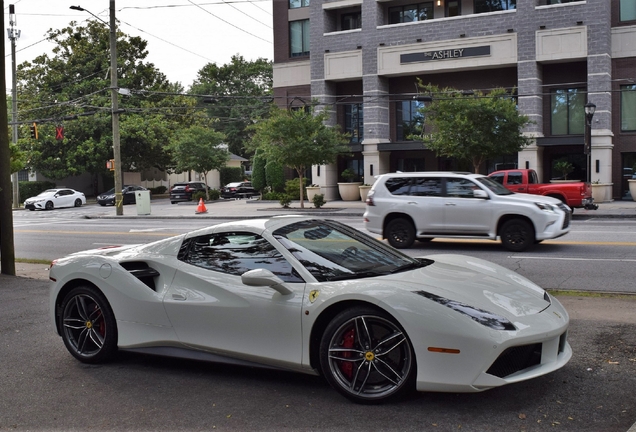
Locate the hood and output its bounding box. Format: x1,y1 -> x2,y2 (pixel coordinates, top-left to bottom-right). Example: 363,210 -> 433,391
388,254 -> 549,318
499,192 -> 563,207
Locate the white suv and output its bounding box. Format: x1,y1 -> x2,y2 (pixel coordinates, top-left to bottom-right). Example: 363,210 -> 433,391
363,172 -> 571,252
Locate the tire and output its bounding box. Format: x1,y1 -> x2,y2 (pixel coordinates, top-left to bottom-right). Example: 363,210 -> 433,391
500,219 -> 534,252
74,199 -> 82,207
171,201 -> 177,205
385,218 -> 415,249
319,306 -> 416,404
59,285 -> 118,364
45,201 -> 54,210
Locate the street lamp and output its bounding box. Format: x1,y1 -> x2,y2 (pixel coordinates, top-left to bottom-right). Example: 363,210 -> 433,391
584,102 -> 596,184
70,2 -> 123,215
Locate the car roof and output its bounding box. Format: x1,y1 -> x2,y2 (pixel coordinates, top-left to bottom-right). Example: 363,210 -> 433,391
377,171 -> 485,179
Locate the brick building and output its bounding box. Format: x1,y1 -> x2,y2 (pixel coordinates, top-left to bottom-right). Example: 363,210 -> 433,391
273,0 -> 636,201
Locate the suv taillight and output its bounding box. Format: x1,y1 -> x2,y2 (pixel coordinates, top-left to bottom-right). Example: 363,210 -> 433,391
366,190 -> 375,206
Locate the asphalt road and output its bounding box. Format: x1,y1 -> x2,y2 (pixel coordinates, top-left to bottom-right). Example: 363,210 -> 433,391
0,275 -> 635,431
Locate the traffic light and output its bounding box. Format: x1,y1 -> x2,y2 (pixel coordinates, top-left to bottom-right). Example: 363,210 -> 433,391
30,122 -> 38,139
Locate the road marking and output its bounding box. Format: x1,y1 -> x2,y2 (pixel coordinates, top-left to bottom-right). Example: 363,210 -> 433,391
129,228 -> 170,232
511,256 -> 636,262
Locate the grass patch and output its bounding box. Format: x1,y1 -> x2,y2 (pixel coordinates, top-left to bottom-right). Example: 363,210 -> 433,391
549,289 -> 636,299
16,258 -> 52,265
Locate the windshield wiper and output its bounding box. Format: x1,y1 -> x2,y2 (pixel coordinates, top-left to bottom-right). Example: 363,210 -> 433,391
326,270 -> 390,281
390,258 -> 434,274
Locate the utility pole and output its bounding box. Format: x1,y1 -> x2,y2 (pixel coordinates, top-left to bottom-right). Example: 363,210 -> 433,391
0,0 -> 17,275
110,0 -> 123,215
8,4 -> 20,209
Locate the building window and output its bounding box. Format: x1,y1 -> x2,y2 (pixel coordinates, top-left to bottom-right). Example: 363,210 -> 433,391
17,169 -> 29,182
446,0 -> 460,17
545,0 -> 581,4
344,104 -> 363,143
289,0 -> 309,9
290,20 -> 310,57
621,0 -> 636,22
396,101 -> 424,141
388,2 -> 433,24
341,12 -> 361,30
474,0 -> 516,13
551,88 -> 585,135
621,85 -> 636,131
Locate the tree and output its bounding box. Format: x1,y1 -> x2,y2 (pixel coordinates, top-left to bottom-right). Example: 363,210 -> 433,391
190,55 -> 273,158
249,106 -> 350,208
9,143 -> 25,173
251,149 -> 266,195
168,126 -> 229,201
16,20 -> 197,194
416,85 -> 531,173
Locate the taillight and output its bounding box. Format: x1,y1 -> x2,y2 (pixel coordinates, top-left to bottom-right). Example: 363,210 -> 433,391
366,190 -> 375,206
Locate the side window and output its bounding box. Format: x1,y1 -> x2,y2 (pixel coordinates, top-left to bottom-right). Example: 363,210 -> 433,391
181,232 -> 303,283
507,172 -> 523,185
490,173 -> 504,185
384,177 -> 412,195
410,177 -> 442,196
446,178 -> 480,198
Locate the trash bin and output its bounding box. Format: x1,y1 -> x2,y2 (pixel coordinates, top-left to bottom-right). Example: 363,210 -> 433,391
136,190 -> 151,215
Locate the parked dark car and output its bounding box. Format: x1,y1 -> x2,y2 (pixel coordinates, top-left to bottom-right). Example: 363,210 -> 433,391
221,181 -> 256,198
170,181 -> 209,204
97,185 -> 149,206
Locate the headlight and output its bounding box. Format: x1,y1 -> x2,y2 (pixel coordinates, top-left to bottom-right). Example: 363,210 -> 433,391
31,198 -> 45,203
414,291 -> 516,331
535,202 -> 556,213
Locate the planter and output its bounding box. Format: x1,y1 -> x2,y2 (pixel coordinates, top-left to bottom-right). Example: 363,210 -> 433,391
306,186 -> 321,203
629,179 -> 636,202
359,185 -> 372,203
591,183 -> 613,203
338,182 -> 362,201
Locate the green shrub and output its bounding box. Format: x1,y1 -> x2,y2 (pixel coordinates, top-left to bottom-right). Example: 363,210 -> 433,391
279,195 -> 292,208
285,178 -> 308,200
208,188 -> 220,200
192,191 -> 207,202
263,191 -> 286,201
19,181 -> 56,202
149,185 -> 167,195
266,160 -> 285,193
312,194 -> 326,209
251,150 -> 266,192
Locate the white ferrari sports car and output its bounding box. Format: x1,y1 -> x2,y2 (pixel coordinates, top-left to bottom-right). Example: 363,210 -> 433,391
50,216 -> 571,403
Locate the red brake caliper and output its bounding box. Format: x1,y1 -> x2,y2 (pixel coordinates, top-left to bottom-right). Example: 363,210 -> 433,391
339,328 -> 356,379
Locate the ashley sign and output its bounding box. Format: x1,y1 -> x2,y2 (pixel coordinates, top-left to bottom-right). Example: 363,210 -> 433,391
400,46 -> 491,64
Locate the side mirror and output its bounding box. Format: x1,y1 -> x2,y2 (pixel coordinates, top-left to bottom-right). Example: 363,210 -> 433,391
241,268 -> 293,295
473,189 -> 489,199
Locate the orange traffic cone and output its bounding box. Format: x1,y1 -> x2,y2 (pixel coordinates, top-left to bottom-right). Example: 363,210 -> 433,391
195,198 -> 208,214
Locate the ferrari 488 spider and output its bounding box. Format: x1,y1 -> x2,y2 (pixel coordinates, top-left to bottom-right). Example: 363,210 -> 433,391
50,216 -> 571,403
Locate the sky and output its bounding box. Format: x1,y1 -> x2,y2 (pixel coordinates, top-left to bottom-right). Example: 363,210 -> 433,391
3,0 -> 273,89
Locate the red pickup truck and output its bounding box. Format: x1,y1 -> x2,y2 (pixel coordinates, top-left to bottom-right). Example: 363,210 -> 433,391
488,169 -> 598,210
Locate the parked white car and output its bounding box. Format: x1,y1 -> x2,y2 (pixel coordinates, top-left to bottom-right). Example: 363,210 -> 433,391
363,172 -> 571,252
24,188 -> 86,211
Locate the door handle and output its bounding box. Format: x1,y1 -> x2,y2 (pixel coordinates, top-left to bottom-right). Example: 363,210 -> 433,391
172,293 -> 186,301
445,202 -> 456,206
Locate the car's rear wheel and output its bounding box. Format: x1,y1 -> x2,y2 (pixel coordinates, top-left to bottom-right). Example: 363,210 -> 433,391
171,201 -> 176,204
385,218 -> 415,249
500,219 -> 534,252
45,201 -> 54,210
74,199 -> 82,207
319,306 -> 416,404
59,285 -> 118,363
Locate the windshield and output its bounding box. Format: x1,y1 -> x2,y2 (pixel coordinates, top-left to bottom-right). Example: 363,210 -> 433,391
102,188 -> 115,195
273,219 -> 432,282
40,189 -> 58,195
475,176 -> 514,195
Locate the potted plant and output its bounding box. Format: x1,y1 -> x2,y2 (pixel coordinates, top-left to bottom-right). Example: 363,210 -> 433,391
591,179 -> 613,203
338,169 -> 362,201
305,184 -> 321,202
551,160 -> 578,183
359,183 -> 372,202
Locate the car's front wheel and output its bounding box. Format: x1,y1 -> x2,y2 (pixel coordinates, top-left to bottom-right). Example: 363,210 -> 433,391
385,218 -> 415,249
74,199 -> 82,207
500,219 -> 534,252
59,285 -> 118,363
45,201 -> 54,210
319,306 -> 416,404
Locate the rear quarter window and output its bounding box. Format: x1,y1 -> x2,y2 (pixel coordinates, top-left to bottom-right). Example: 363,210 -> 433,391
384,177 -> 411,195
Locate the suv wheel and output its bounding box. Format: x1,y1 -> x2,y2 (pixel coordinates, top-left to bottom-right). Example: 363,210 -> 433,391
500,219 -> 534,252
385,218 -> 415,249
